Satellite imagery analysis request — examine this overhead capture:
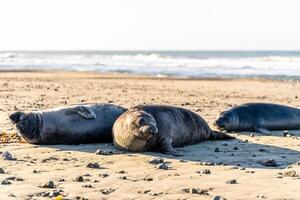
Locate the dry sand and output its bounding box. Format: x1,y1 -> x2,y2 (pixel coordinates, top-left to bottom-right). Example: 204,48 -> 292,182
0,71 -> 300,200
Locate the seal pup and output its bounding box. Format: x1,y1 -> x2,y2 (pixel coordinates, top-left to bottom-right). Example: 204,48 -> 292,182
10,104 -> 126,144
112,105 -> 233,156
214,102 -> 300,135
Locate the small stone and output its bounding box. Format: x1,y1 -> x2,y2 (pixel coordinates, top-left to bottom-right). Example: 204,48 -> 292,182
144,177 -> 153,181
283,170 -> 297,177
214,148 -> 220,152
182,188 -> 209,195
118,170 -> 125,174
197,169 -> 211,175
221,143 -> 228,146
257,195 -> 266,199
281,130 -> 289,137
239,167 -> 246,170
233,147 -> 238,150
1,179 -> 11,185
212,195 -> 227,200
226,179 -> 237,184
86,162 -> 101,169
82,184 -> 93,188
100,188 -> 116,195
99,173 -> 109,178
1,151 -> 14,160
62,158 -> 69,161
120,176 -> 127,180
95,149 -> 113,155
74,176 -> 84,182
156,163 -> 169,170
8,194 -> 16,197
179,159 -> 187,163
58,178 -> 65,182
249,133 -> 254,137
260,159 -> 278,167
149,157 -> 164,164
49,190 -> 61,197
41,181 -> 55,188
198,161 -> 215,166
0,168 -> 5,174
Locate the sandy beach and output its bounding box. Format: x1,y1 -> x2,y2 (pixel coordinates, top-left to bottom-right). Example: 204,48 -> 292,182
1,71 -> 300,200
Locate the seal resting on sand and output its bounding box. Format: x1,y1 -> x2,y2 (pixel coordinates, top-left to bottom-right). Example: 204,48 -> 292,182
214,102 -> 300,135
9,104 -> 126,144
112,105 -> 233,156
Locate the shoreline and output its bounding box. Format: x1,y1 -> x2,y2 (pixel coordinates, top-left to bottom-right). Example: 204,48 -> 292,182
1,69 -> 300,82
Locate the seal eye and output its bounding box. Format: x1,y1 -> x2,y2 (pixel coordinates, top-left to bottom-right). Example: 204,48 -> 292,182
137,117 -> 146,126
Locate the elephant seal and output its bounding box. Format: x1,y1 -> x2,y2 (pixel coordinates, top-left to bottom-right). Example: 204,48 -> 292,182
112,105 -> 233,156
9,104 -> 126,144
214,102 -> 300,135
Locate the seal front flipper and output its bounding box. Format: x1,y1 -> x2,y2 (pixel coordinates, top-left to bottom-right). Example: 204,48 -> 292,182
254,127 -> 271,135
66,106 -> 96,119
160,138 -> 184,157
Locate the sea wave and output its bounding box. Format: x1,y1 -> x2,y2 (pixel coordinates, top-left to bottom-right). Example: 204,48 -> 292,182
1,51 -> 300,78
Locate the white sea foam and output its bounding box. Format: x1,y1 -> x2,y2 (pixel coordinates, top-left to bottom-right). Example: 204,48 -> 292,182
1,51 -> 300,78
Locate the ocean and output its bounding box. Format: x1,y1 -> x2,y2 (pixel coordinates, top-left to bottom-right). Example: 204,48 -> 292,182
1,51 -> 300,79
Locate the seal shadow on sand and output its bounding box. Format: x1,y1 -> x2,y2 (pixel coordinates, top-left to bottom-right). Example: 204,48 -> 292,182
43,132 -> 300,170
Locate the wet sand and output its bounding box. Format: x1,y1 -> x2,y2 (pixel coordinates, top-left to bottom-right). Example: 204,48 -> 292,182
0,71 -> 300,200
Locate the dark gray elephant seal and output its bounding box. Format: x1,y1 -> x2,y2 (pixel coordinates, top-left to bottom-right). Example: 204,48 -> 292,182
9,104 -> 126,144
112,105 -> 233,156
214,102 -> 300,135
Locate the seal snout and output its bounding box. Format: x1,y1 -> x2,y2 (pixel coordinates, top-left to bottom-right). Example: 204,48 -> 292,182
9,111 -> 26,124
214,117 -> 225,130
139,122 -> 158,135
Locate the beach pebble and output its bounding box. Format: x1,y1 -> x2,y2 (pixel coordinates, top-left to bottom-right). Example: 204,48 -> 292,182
42,181 -> 55,188
226,179 -> 237,184
260,159 -> 278,167
1,151 -> 14,160
197,169 -> 211,175
214,148 -> 220,152
183,188 -> 209,195
0,168 -> 5,174
233,147 -> 238,150
249,133 -> 255,137
82,184 -> 93,188
74,196 -> 88,200
198,161 -> 215,166
212,196 -> 227,200
95,149 -> 113,155
99,173 -> 109,178
100,188 -> 116,195
156,163 -> 169,170
86,162 -> 101,169
118,170 -> 125,174
58,178 -> 65,182
1,179 -> 11,185
257,194 -> 266,199
74,176 -> 84,182
149,157 -> 164,164
144,177 -> 153,181
120,176 -> 127,180
283,170 -> 297,177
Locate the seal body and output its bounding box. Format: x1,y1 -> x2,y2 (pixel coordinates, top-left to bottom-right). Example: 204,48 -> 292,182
10,104 -> 126,144
214,102 -> 300,135
113,105 -> 233,156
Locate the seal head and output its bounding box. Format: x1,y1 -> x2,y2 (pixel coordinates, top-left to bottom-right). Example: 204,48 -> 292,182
214,110 -> 239,131
9,111 -> 42,144
113,109 -> 158,152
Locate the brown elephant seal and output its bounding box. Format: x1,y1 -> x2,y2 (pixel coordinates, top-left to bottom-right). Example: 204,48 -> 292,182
112,105 -> 233,156
9,104 -> 126,144
214,102 -> 300,135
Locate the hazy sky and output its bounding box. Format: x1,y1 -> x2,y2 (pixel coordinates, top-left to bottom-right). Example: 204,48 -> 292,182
0,0 -> 299,50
